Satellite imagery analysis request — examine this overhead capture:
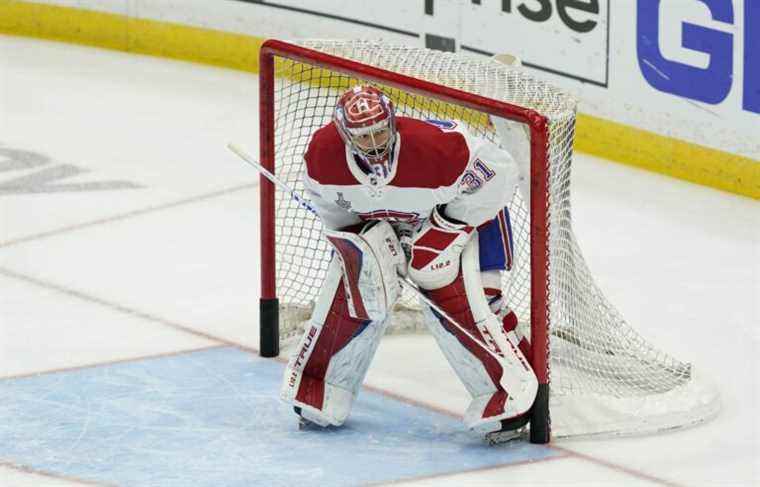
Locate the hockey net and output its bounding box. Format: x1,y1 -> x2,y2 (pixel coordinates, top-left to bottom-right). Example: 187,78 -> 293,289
258,39 -> 720,441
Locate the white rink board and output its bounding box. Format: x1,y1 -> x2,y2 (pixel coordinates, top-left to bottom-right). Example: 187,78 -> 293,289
20,0 -> 759,162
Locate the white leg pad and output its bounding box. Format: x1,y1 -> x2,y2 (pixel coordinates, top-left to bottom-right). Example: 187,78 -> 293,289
420,238 -> 538,428
281,247 -> 391,427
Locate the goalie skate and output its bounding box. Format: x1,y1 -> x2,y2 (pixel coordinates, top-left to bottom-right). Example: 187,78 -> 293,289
294,406 -> 326,430
485,413 -> 530,445
297,417 -> 319,431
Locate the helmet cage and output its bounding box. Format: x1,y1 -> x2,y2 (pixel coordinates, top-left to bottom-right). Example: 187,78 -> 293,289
333,86 -> 397,185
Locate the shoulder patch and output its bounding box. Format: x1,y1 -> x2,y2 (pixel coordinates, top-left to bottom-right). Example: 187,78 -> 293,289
424,119 -> 458,131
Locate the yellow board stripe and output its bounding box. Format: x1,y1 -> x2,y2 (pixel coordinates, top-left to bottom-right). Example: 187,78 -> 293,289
2,0 -> 758,199
576,114 -> 760,198
0,0 -> 264,72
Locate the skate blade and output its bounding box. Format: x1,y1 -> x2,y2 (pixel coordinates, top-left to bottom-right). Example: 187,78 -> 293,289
298,417 -> 320,430
485,427 -> 527,445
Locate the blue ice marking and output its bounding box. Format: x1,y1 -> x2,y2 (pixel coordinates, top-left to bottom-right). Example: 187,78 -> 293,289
0,347 -> 559,486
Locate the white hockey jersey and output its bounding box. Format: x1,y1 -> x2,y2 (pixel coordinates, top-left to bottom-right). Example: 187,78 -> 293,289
303,117 -> 519,231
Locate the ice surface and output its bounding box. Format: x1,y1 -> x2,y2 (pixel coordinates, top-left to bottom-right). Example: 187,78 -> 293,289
0,34 -> 757,486
0,347 -> 559,486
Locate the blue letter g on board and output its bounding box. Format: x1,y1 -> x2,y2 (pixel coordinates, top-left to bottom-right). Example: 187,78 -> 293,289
637,0 -> 734,105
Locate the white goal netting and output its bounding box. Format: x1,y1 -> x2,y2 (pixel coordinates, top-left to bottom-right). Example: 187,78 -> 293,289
264,40 -> 720,438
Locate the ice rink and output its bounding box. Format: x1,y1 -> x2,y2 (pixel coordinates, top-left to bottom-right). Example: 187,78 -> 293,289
1,35 -> 758,486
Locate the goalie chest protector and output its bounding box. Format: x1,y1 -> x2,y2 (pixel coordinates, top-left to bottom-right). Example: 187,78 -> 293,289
304,117 -> 472,223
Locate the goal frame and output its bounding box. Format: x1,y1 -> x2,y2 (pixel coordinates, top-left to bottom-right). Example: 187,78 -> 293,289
258,39 -> 552,443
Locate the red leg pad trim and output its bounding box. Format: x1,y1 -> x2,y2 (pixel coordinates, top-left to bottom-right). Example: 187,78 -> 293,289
425,272 -> 505,391
295,281 -> 370,410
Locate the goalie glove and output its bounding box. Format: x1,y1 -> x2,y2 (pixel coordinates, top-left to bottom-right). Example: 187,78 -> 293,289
408,206 -> 474,290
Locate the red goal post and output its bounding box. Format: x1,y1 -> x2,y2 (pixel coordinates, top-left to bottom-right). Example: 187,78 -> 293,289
257,39 -> 719,444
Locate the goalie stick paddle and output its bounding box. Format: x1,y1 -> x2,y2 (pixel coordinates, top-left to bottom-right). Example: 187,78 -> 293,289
226,143 -> 512,365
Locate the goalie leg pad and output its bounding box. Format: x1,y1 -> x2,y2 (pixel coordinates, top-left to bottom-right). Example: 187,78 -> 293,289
421,238 -> 537,428
281,253 -> 390,427
325,220 -> 405,322
482,270 -> 532,363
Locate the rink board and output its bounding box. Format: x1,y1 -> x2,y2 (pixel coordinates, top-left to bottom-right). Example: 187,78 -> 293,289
0,347 -> 558,486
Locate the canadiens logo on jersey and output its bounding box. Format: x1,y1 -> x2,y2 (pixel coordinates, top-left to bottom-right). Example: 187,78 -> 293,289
424,118 -> 458,131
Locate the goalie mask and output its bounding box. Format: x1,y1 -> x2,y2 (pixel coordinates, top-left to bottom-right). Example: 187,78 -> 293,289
333,86 -> 397,187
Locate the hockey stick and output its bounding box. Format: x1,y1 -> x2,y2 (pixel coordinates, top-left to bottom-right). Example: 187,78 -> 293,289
227,142 -> 508,363
228,143 -> 317,214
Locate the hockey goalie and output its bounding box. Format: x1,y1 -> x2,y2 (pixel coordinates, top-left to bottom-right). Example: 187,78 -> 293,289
280,85 -> 537,441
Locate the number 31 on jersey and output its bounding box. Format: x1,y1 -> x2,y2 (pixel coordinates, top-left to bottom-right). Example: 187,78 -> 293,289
461,159 -> 496,194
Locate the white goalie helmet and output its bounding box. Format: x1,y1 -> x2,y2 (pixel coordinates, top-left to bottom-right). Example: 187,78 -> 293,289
333,85 -> 397,187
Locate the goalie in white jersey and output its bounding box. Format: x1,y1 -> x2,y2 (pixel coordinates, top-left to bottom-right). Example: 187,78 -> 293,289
281,85 -> 537,440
